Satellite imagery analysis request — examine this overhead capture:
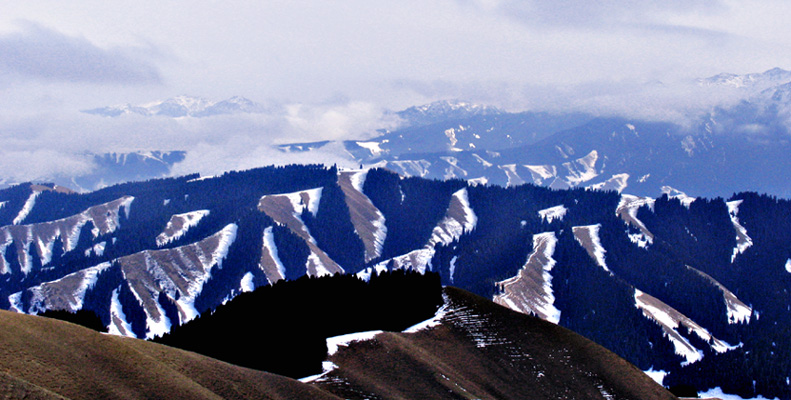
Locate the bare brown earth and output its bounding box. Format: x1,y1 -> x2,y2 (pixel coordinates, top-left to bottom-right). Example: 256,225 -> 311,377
337,171 -> 385,262
258,192 -> 343,276
313,287 -> 679,400
0,309 -> 340,400
0,287 -> 679,399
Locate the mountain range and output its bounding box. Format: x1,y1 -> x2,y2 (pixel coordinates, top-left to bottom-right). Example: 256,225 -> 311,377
0,164 -> 789,398
69,68 -> 791,200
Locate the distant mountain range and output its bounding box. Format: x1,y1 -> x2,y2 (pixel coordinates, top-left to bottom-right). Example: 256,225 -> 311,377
81,95 -> 268,118
279,68 -> 791,198
1,164 -> 790,398
59,68 -> 791,199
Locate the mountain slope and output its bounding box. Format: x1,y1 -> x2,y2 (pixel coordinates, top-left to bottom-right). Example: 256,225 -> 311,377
0,309 -> 340,400
310,287 -> 677,400
0,285 -> 678,400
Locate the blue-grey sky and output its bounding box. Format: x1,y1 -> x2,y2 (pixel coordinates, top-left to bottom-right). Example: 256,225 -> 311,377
1,0 -> 791,180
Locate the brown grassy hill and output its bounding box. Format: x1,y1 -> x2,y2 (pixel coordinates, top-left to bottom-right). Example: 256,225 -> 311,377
0,287 -> 679,400
311,287 -> 679,400
0,309 -> 340,400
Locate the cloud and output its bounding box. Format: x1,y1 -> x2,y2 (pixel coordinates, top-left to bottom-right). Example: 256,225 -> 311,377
0,21 -> 161,85
458,0 -> 727,30
0,97 -> 400,183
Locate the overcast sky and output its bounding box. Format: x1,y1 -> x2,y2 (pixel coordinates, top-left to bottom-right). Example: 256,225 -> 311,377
2,0 -> 791,181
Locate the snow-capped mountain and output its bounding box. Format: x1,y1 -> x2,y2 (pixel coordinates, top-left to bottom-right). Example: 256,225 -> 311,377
277,68 -> 791,198
395,99 -> 503,127
0,164 -> 790,398
82,96 -> 267,118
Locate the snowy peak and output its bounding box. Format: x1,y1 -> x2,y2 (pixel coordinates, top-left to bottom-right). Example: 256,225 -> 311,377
698,67 -> 791,89
82,96 -> 267,118
396,100 -> 501,127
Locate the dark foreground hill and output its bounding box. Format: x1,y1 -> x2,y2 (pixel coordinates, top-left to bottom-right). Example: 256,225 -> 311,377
311,287 -> 678,400
0,287 -> 677,400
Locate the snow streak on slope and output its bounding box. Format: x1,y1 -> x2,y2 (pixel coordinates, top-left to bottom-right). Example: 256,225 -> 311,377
108,287 -> 133,337
499,164 -> 526,187
259,226 -> 286,285
115,224 -> 238,338
494,232 -> 560,323
258,188 -> 343,277
661,186 -> 696,208
338,170 -> 387,262
587,173 -> 629,193
634,289 -> 738,365
364,187 -> 477,276
156,210 -> 210,247
686,265 -> 752,324
538,205 -> 567,223
563,150 -> 599,187
616,194 -> 656,248
573,224 -> 610,273
427,188 -> 477,248
524,165 -> 557,185
10,262 -> 112,314
727,200 -> 753,263
0,196 -> 134,275
12,191 -> 41,225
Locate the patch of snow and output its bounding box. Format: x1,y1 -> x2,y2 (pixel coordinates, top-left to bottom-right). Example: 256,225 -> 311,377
635,289 -> 739,366
427,188 -> 477,248
586,173 -> 629,193
107,287 -> 134,337
163,199 -> 170,206
261,226 -> 286,282
404,297 -> 448,333
617,194 -> 656,248
499,164 -> 525,187
25,262 -> 112,314
698,387 -> 779,400
7,292 -> 23,313
187,175 -> 216,183
727,200 -> 753,263
573,224 -> 609,273
13,191 -> 41,225
355,141 -> 384,156
355,264 -> 389,282
494,232 -> 560,324
644,368 -> 667,386
471,153 -> 493,168
240,272 -> 255,293
156,210 -> 210,247
538,205 -> 567,223
524,164 -> 557,185
386,160 -> 432,178
307,253 -> 332,277
326,330 -> 382,356
467,177 -> 488,186
449,256 -> 458,283
299,361 -> 338,383
661,186 -> 696,208
563,150 -> 599,186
